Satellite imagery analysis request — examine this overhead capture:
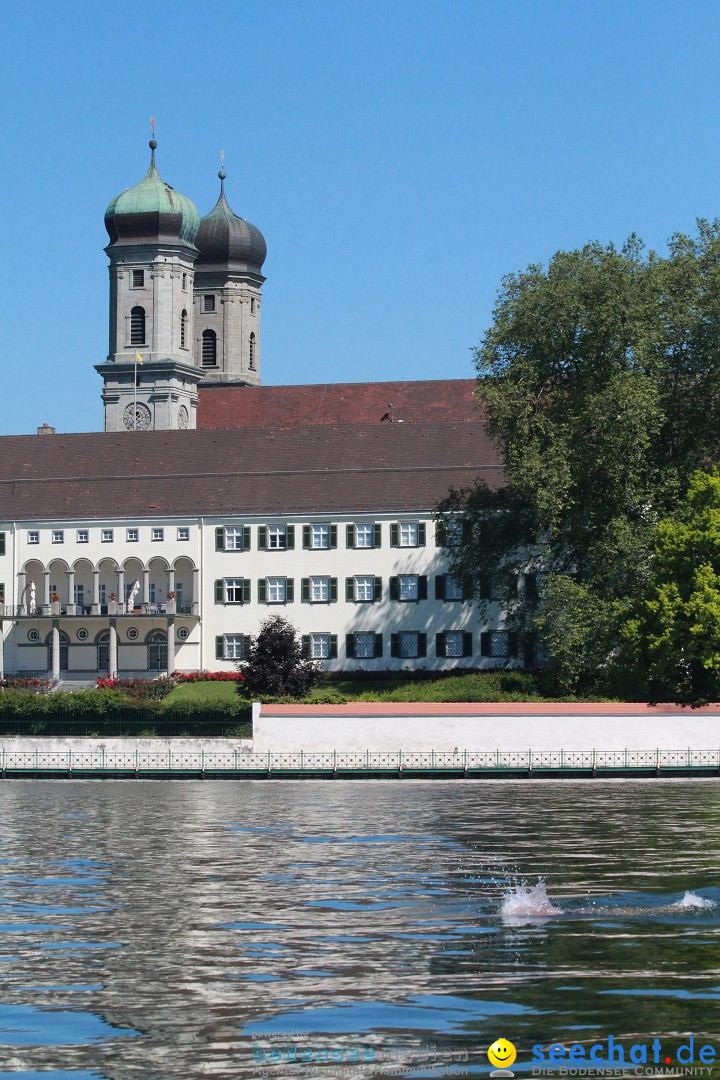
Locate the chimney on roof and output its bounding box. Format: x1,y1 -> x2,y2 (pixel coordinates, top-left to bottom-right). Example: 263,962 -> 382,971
37,423 -> 56,435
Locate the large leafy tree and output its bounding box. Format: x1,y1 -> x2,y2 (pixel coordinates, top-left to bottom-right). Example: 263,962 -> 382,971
237,615 -> 321,699
441,223 -> 720,693
623,471 -> 720,702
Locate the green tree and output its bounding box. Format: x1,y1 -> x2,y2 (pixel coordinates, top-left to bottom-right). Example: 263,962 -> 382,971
623,470 -> 720,702
237,615 -> 322,699
440,223 -> 720,692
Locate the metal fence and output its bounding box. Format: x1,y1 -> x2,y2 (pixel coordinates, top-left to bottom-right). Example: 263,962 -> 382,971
0,747 -> 717,774
0,708 -> 252,738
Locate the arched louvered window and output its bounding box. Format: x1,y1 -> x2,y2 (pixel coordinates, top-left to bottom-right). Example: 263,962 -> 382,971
202,329 -> 217,367
249,332 -> 256,370
180,309 -> 187,349
130,306 -> 146,346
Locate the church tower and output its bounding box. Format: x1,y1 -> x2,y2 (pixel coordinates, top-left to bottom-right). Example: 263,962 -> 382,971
96,137 -> 204,431
193,166 -> 266,386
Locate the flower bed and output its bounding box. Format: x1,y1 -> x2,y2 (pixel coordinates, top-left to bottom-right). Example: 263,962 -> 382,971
171,670 -> 245,683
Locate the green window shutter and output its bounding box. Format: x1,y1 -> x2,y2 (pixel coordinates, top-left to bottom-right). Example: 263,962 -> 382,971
373,523 -> 381,548
418,523 -> 426,546
301,578 -> 310,602
435,521 -> 446,547
435,575 -> 445,600
436,632 -> 446,658
346,634 -> 356,659
285,578 -> 294,603
301,635 -> 310,659
215,635 -> 224,660
215,527 -> 225,551
286,525 -> 295,549
329,635 -> 338,659
462,575 -> 473,601
373,577 -> 382,602
390,523 -> 399,547
508,632 -> 519,658
480,632 -> 492,657
463,631 -> 473,658
374,632 -> 383,658
346,524 -> 355,548
525,572 -> 538,603
390,633 -> 400,658
243,526 -> 251,550
258,526 -> 268,550
329,524 -> 337,548
389,576 -> 399,601
302,525 -> 311,549
215,579 -> 224,604
329,577 -> 338,602
257,579 -> 267,604
418,633 -> 427,658
242,579 -> 251,604
346,577 -> 354,602
418,576 -> 427,600
479,575 -> 491,600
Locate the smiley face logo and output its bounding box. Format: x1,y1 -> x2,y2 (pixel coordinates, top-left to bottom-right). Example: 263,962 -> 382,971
487,1038 -> 517,1070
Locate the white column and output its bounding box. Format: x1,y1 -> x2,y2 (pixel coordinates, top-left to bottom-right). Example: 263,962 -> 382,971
109,620 -> 118,678
66,570 -> 75,614
43,570 -> 51,608
92,570 -> 100,615
143,568 -> 150,605
51,621 -> 60,680
166,617 -> 175,675
17,572 -> 26,614
167,567 -> 175,596
117,570 -> 125,609
0,621 -> 4,679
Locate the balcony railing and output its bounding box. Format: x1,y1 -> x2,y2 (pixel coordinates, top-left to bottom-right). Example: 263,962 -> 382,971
2,603 -> 198,618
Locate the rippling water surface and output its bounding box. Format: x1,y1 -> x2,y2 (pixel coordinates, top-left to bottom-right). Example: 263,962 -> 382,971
0,779 -> 717,1078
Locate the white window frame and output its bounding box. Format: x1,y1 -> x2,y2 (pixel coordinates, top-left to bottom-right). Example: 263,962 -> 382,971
224,578 -> 245,604
399,522 -> 419,547
76,529 -> 89,543
310,576 -> 329,603
355,631 -> 375,659
127,528 -> 139,542
224,634 -> 245,659
268,526 -> 287,550
310,633 -> 330,659
28,531 -> 39,544
101,529 -> 113,543
445,576 -> 464,601
355,576 -> 375,602
267,577 -> 286,603
399,575 -> 419,601
311,524 -> 330,549
355,523 -> 373,549
224,526 -> 245,551
177,527 -> 190,541
52,530 -> 64,544
151,528 -> 164,542
445,631 -> 465,658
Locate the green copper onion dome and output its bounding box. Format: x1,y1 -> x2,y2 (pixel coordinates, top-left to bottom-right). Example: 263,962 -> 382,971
195,168 -> 266,276
104,139 -> 200,247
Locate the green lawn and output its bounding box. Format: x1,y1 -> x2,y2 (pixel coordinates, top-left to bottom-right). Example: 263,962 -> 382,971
163,681 -> 240,706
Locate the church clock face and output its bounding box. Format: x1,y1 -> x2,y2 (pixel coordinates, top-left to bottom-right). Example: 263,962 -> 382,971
123,403 -> 152,431
177,405 -> 189,429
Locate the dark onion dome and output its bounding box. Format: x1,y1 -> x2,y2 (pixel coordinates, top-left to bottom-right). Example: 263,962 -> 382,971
195,168 -> 266,276
104,139 -> 200,247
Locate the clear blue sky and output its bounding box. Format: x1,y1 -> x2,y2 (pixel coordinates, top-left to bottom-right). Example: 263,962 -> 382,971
2,1 -> 720,435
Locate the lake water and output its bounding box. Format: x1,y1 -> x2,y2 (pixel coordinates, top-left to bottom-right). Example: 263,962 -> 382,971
0,779 -> 717,1078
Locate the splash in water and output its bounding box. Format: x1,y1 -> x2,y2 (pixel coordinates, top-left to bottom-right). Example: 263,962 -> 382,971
500,879 -> 563,918
672,891 -> 716,910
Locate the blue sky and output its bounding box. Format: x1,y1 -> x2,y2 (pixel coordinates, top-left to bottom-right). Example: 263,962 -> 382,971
2,1 -> 720,435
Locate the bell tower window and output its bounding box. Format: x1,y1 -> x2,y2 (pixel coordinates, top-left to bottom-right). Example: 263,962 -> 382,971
180,310 -> 187,349
202,329 -> 217,367
130,306 -> 146,346
249,332 -> 256,370
132,270 -> 144,288
202,295 -> 216,313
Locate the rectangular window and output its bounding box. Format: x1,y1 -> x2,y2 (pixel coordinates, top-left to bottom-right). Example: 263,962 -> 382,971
445,576 -> 464,601
400,523 -> 418,547
445,631 -> 465,658
399,631 -> 420,658
225,578 -> 246,604
202,294 -> 216,313
127,528 -> 138,542
224,527 -> 245,551
268,525 -> 286,550
149,583 -> 156,603
76,529 -> 88,543
182,273 -> 187,291
355,632 -> 376,659
132,269 -> 144,287
177,527 -> 190,541
391,522 -> 426,547
28,531 -> 39,544
312,524 -> 330,549
311,576 -> 329,603
224,634 -> 246,660
354,576 -> 375,602
355,524 -> 373,548
52,530 -> 64,544
310,633 -> 330,659
399,575 -> 419,601
267,577 -> 286,603
446,521 -> 463,545
101,529 -> 113,543
74,585 -> 85,606
151,528 -> 164,542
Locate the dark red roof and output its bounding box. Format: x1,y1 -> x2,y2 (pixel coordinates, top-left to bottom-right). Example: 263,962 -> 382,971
0,419 -> 503,521
197,378 -> 479,429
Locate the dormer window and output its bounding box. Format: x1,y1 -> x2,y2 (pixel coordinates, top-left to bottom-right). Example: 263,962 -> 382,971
202,295 -> 215,313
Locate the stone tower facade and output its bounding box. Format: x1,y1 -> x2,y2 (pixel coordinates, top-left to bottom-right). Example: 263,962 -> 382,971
96,140 -> 205,432
193,168 -> 266,386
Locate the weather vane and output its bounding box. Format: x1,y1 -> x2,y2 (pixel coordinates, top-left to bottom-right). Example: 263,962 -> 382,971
150,116 -> 156,136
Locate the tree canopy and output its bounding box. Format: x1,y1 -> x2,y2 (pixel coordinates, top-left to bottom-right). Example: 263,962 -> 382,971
440,222 -> 720,697
237,615 -> 321,699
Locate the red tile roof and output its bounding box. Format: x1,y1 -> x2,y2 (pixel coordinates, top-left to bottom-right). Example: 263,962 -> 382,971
197,378 -> 479,429
0,418 -> 503,521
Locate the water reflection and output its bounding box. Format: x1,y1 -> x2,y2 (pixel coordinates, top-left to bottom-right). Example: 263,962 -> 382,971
0,780 -> 714,1075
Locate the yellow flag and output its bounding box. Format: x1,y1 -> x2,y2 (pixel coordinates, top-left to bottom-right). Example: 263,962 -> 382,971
136,352 -> 143,365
